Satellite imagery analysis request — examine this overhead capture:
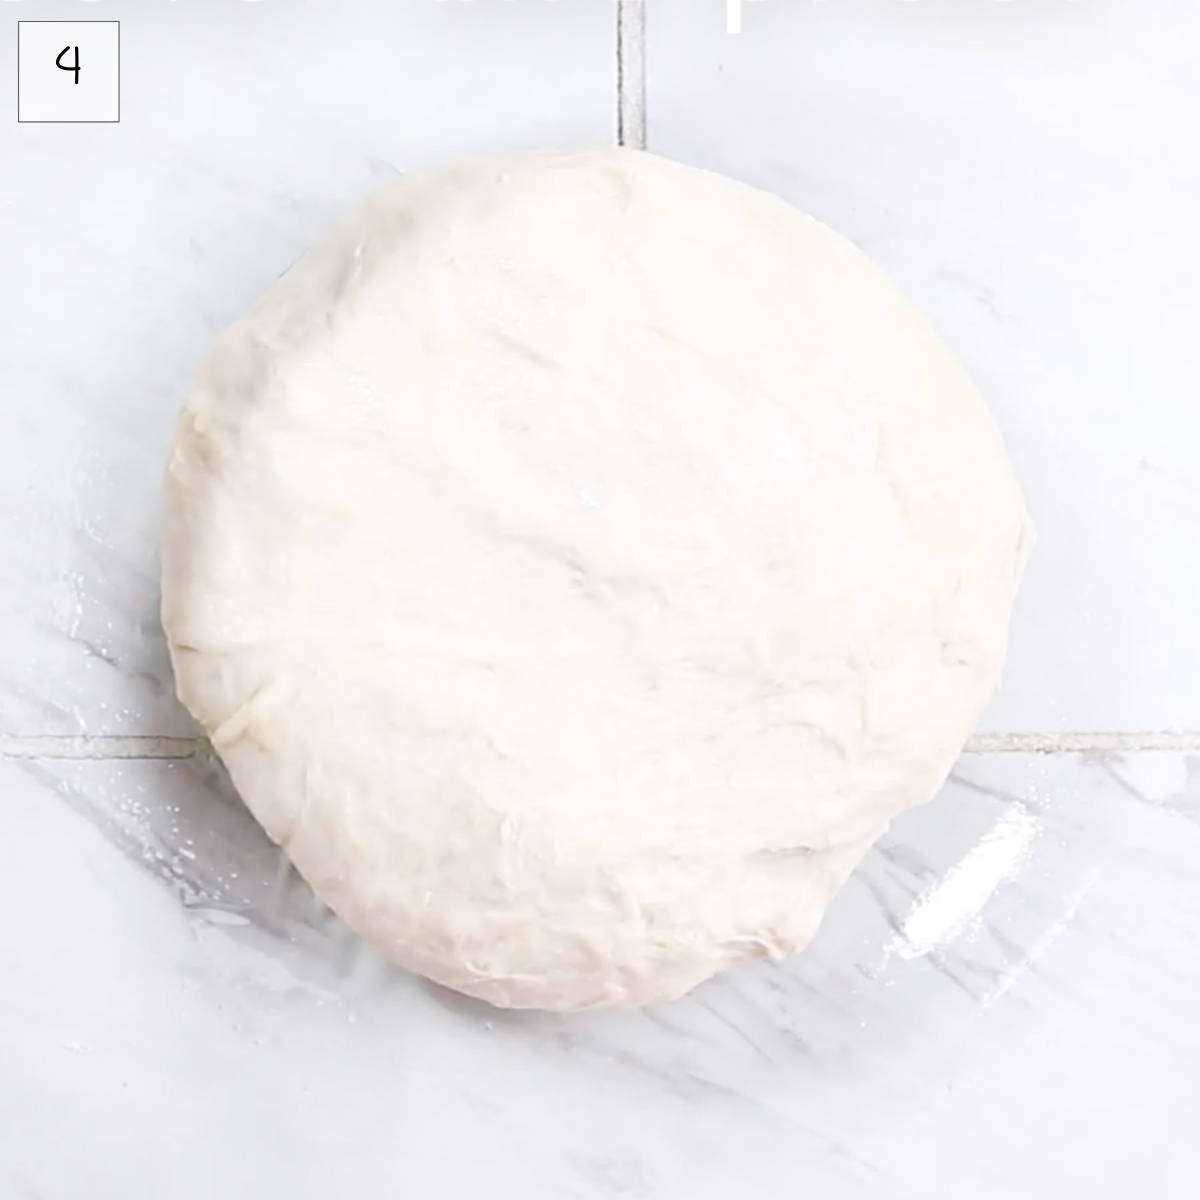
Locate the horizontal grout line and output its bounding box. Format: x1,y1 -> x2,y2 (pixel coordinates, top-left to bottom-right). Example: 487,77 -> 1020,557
963,731 -> 1200,754
2,732 -> 1198,763
0,736 -> 201,761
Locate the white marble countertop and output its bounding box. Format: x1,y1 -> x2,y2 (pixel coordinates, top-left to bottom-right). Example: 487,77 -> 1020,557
2,3 -> 1198,1198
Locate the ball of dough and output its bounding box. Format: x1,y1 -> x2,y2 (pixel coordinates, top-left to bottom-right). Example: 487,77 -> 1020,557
162,149 -> 1032,1011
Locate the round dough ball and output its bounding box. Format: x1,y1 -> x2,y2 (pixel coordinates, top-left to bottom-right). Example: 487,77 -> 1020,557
162,149 -> 1032,1011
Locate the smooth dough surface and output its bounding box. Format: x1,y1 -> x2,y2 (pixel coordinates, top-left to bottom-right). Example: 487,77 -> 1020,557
162,149 -> 1032,1010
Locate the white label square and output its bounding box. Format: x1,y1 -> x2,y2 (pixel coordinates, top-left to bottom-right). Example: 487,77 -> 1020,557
18,21 -> 120,123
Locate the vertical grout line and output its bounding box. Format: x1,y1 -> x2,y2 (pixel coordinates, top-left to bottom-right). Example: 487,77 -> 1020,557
616,0 -> 647,149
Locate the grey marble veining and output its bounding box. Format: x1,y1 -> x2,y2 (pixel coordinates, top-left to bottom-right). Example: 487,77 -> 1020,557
4,752 -> 1197,1199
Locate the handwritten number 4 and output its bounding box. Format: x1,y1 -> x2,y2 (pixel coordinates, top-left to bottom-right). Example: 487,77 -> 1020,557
56,45 -> 80,85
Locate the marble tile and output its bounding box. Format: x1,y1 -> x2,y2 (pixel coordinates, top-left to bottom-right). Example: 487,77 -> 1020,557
3,751 -> 1196,1198
0,0 -> 616,736
644,0 -> 1200,733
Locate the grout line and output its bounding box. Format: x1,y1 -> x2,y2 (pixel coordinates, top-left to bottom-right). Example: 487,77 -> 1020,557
616,0 -> 647,149
2,732 -> 1199,763
963,731 -> 1200,754
0,735 -> 201,761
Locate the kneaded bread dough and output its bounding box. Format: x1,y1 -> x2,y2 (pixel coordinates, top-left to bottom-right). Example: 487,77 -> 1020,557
162,149 -> 1032,1010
